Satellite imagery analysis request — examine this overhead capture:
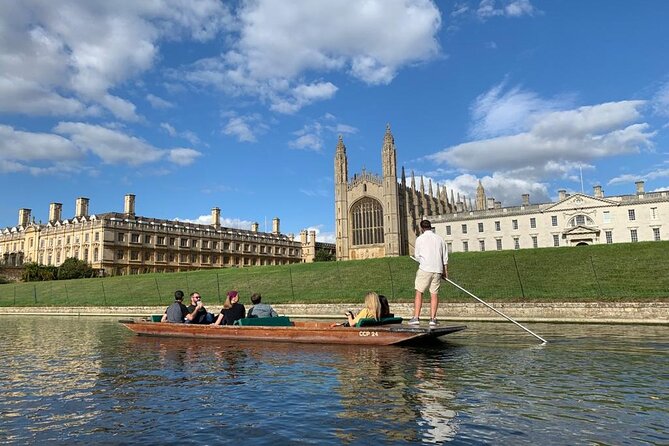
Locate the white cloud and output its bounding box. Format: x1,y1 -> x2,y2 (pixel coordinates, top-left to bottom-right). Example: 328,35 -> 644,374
178,0 -> 441,112
168,148 -> 201,166
147,93 -> 174,109
289,115 -> 358,152
0,0 -> 229,120
53,122 -> 201,166
477,0 -> 536,19
430,99 -> 654,180
469,80 -> 571,138
303,225 -> 336,244
161,122 -> 202,145
222,113 -> 268,143
652,80 -> 669,117
609,168 -> 669,186
176,214 -> 255,230
0,124 -> 82,162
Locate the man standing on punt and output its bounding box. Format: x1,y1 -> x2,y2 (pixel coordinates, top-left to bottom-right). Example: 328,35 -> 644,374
409,219 -> 448,327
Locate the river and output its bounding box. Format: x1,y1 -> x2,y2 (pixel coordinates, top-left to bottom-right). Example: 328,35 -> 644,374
0,316 -> 666,445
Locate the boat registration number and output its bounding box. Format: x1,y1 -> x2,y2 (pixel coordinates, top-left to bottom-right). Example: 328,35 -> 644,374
359,331 -> 378,337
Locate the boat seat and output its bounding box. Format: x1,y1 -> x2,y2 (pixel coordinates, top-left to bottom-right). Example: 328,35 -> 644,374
234,316 -> 293,327
355,317 -> 404,327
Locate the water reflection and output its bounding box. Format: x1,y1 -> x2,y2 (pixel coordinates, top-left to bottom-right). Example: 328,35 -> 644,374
0,317 -> 667,445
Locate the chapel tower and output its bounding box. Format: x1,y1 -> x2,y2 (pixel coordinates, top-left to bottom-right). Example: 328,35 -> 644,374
334,135 -> 350,260
381,125 -> 402,256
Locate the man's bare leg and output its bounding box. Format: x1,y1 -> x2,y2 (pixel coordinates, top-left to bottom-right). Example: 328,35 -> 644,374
413,290 -> 423,318
430,293 -> 439,320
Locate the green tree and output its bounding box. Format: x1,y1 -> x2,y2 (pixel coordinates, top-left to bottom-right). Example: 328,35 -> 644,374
58,258 -> 94,280
22,262 -> 41,282
314,249 -> 335,262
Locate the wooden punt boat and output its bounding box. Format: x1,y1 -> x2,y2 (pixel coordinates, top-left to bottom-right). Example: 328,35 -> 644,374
120,319 -> 467,346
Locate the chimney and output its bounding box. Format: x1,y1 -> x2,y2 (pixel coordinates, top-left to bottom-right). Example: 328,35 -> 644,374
635,181 -> 645,194
124,194 -> 135,216
49,203 -> 63,222
558,189 -> 566,201
75,197 -> 89,218
300,230 -> 307,244
251,222 -> 259,232
593,185 -> 603,198
487,197 -> 495,210
272,217 -> 280,234
211,207 -> 220,228
18,208 -> 31,227
522,194 -> 530,206
309,230 -> 317,244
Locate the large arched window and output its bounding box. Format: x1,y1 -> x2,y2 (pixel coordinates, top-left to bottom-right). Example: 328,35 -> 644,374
567,214 -> 595,227
351,197 -> 384,246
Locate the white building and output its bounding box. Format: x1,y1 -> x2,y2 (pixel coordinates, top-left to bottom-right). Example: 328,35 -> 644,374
431,181 -> 668,253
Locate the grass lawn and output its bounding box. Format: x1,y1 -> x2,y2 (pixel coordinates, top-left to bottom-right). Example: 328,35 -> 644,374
1,241 -> 668,307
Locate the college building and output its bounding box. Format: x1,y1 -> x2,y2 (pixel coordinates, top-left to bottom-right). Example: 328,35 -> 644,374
335,127 -> 668,258
0,194 -> 334,275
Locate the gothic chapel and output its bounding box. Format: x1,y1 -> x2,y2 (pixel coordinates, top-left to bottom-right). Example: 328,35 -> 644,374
334,126 -> 454,260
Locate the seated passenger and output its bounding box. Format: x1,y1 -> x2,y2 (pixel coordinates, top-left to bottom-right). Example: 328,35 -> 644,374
161,290 -> 189,323
378,294 -> 394,318
247,293 -> 278,318
185,292 -> 211,324
345,291 -> 381,327
212,290 -> 246,326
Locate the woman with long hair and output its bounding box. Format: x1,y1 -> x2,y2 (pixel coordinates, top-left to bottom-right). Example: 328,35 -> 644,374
345,291 -> 381,327
212,290 -> 246,325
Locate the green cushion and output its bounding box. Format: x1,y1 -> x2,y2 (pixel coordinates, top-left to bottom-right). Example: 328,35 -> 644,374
355,317 -> 404,327
234,316 -> 292,327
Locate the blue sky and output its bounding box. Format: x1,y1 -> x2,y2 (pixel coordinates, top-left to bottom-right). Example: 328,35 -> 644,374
2,0 -> 668,242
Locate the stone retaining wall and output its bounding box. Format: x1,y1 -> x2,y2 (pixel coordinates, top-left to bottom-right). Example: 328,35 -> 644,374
1,302 -> 667,324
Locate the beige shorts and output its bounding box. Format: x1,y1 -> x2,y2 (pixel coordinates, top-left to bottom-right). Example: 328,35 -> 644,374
415,269 -> 442,295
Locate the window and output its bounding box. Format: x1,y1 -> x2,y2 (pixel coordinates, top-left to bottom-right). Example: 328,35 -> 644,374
93,248 -> 99,261
462,241 -> 469,252
630,229 -> 638,242
512,219 -> 518,230
605,231 -> 613,244
212,241 -> 218,250
603,211 -> 611,224
169,237 -> 176,246
180,238 -> 188,247
157,236 -> 165,245
156,253 -> 165,262
650,207 -> 658,220
567,215 -> 594,227
653,227 -> 661,241
553,234 -> 559,247
446,225 -> 451,236
85,234 -> 89,242
144,235 -> 151,244
496,239 -> 502,251
351,197 -> 384,246
116,250 -> 124,260
131,234 -> 140,243
144,252 -> 151,261
530,218 -> 536,229
95,232 -> 100,241
66,236 -> 71,244
495,221 -> 501,231
130,251 -> 139,260
117,233 -> 125,242
202,240 -> 209,249
180,254 -> 188,262
478,222 -> 484,232
479,240 -> 485,251
514,237 -> 520,250
532,236 -> 538,248
192,239 -> 198,248
446,242 -> 452,253
628,209 -> 636,221
461,224 -> 468,234
202,255 -> 209,263
551,216 -> 558,226
83,248 -> 89,261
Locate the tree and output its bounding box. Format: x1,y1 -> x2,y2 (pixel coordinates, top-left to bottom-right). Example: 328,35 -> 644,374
57,258 -> 94,280
314,249 -> 335,262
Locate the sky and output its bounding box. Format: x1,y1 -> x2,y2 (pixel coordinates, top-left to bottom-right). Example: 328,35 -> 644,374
1,0 -> 669,243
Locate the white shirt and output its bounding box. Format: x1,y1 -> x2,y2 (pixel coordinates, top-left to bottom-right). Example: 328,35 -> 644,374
415,229 -> 448,274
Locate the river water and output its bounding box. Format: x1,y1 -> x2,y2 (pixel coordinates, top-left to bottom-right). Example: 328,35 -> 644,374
0,316 -> 666,445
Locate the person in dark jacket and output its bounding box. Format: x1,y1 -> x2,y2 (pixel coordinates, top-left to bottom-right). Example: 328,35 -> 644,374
212,290 -> 246,325
161,290 -> 189,323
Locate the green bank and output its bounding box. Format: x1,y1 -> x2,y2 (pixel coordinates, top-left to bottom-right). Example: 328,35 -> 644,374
1,241 -> 668,307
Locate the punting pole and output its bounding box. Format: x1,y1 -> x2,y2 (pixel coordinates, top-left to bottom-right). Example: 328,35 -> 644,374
444,278 -> 547,344
410,256 -> 547,344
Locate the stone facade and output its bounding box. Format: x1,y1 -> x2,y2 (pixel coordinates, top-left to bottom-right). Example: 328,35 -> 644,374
0,195 -> 318,275
335,126 -> 455,260
433,181 -> 669,252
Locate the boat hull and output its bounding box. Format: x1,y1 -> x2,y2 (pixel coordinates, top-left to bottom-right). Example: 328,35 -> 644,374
120,320 -> 466,346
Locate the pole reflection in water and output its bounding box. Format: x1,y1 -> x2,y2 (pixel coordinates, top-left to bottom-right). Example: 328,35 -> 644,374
0,316 -> 666,445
